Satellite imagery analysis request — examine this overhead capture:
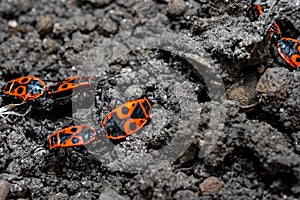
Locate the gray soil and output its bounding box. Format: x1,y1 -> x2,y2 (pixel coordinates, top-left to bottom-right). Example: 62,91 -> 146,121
0,0 -> 300,199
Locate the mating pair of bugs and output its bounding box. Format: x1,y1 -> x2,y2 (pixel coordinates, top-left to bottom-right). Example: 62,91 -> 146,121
2,75 -> 95,101
252,4 -> 300,70
1,75 -> 152,149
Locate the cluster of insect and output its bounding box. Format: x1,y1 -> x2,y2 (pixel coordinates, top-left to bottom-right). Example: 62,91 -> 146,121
252,4 -> 300,70
2,75 -> 152,150
1,3 -> 298,154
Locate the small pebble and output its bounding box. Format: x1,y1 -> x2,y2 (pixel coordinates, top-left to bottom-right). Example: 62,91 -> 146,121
0,180 -> 10,200
8,20 -> 18,28
200,176 -> 224,195
36,16 -> 53,35
167,0 -> 188,17
102,19 -> 118,36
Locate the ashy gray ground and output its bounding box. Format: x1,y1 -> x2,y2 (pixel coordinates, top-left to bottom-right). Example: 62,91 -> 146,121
0,0 -> 299,199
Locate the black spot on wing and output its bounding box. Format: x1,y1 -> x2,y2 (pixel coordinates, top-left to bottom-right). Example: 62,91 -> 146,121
121,106 -> 129,115
129,122 -> 137,131
71,137 -> 79,144
61,84 -> 68,89
131,103 -> 146,119
21,77 -> 29,83
17,87 -> 24,94
71,127 -> 78,132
